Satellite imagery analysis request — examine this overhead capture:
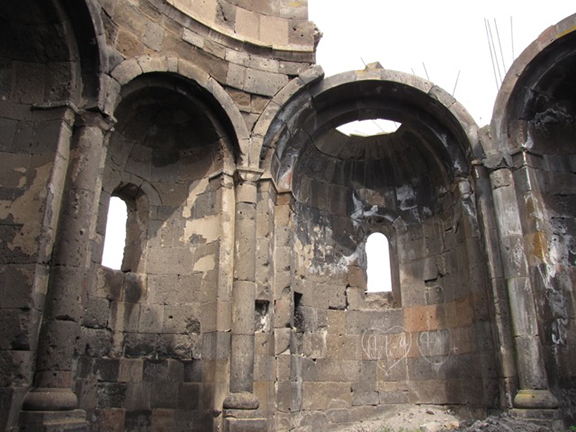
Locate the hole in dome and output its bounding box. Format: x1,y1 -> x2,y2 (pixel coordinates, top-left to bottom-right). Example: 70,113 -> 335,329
337,119 -> 401,137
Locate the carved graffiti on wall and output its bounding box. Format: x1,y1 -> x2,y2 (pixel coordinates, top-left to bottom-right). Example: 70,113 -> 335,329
361,326 -> 411,375
417,329 -> 452,366
362,327 -> 455,373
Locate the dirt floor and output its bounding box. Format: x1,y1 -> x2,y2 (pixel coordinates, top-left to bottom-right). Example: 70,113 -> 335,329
335,405 -> 561,432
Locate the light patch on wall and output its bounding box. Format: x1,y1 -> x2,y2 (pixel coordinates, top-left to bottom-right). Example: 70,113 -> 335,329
337,119 -> 400,137
0,163 -> 51,256
102,196 -> 127,270
183,215 -> 220,244
182,177 -> 210,219
193,254 -> 216,272
366,232 -> 392,293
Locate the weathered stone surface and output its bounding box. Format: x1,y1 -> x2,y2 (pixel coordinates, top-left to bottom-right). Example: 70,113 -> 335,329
3,3 -> 576,432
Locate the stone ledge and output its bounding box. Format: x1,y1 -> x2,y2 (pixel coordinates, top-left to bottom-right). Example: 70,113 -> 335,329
19,409 -> 88,432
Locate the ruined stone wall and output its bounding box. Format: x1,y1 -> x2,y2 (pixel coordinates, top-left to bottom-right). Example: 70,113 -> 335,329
74,69 -> 237,428
0,0 -> 314,430
268,159 -> 498,430
259,70 -> 500,430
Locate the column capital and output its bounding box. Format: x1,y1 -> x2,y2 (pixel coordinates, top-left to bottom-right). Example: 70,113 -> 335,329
75,109 -> 116,132
235,167 -> 264,184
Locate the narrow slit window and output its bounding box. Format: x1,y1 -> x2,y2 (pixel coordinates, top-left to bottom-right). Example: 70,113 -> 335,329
102,196 -> 128,270
366,232 -> 392,293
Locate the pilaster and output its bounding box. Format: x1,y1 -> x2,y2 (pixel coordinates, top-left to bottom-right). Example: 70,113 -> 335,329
488,165 -> 559,414
224,167 -> 267,431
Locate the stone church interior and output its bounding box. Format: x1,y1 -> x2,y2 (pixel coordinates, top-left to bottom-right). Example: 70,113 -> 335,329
0,0 -> 575,430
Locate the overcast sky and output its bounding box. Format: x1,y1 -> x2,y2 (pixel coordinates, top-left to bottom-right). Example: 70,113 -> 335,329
309,1 -> 575,126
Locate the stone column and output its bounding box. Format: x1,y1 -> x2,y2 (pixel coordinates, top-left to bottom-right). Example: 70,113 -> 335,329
21,110 -> 113,429
473,163 -> 517,408
489,167 -> 558,410
223,168 -> 266,430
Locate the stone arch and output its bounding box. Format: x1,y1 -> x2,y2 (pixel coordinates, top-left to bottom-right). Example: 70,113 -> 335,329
251,64 -> 324,169
490,13 -> 576,157
110,55 -> 251,164
265,66 -> 499,412
99,70 -> 237,270
60,0 -> 107,107
259,67 -> 481,186
267,67 -> 483,270
85,68 -> 237,429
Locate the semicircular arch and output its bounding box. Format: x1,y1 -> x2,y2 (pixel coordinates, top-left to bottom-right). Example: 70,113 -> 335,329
110,56 -> 250,164
490,13 -> 576,157
259,67 -> 480,193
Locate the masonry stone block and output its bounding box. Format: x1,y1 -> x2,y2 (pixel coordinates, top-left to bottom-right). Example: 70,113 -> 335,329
124,409 -> 152,431
274,328 -> 291,355
91,408 -> 126,432
300,282 -> 344,310
97,382 -> 127,409
379,389 -> 410,404
254,353 -> 273,381
163,304 -> 200,334
302,382 -> 352,410
315,359 -> 361,382
123,333 -> 157,358
142,21 -> 165,50
288,20 -> 315,47
121,383 -> 150,413
111,58 -> 143,85
0,350 -> 34,388
150,382 -> 178,409
83,298 -> 110,329
234,7 -> 260,42
346,310 -> 403,335
302,331 -> 327,359
375,356 -> 409,383
352,389 -> 379,406
404,305 -> 445,332
142,360 -> 169,383
178,383 -> 200,410
138,304 -> 164,333
118,359 -> 143,383
244,69 -> 289,97
290,355 -> 316,382
230,333 -> 255,391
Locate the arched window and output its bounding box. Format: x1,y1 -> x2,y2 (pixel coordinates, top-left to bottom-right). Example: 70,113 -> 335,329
366,232 -> 393,293
102,196 -> 128,270
101,184 -> 149,272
